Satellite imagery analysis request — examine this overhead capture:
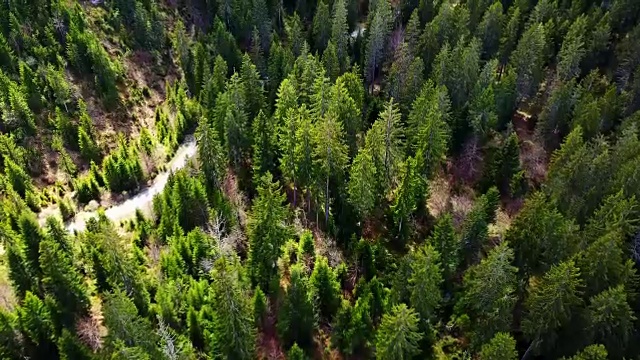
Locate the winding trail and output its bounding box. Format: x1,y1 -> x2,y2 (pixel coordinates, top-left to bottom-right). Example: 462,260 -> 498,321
40,136 -> 198,233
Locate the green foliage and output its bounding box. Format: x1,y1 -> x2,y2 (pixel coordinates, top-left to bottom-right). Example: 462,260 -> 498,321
278,264 -> 316,348
522,261 -> 584,348
248,172 -> 290,292
561,344 -> 608,360
375,304 -> 423,360
510,22 -> 546,100
409,244 -> 443,324
478,332 -> 518,360
586,285 -> 635,357
348,148 -> 377,220
101,137 -> 144,193
310,256 -> 341,321
459,242 -> 518,345
209,257 -> 256,359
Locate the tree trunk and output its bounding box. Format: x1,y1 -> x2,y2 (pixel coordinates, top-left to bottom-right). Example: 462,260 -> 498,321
325,175 -> 329,225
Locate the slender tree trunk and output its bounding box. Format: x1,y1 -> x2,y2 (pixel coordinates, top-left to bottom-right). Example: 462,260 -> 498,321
325,174 -> 329,225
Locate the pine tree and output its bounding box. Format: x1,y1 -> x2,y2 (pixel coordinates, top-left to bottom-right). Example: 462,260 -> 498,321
329,78 -> 361,157
252,110 -> 278,177
16,292 -> 57,359
224,73 -> 251,170
248,172 -> 290,292
313,0 -> 331,52
322,41 -> 340,82
510,22 -> 546,100
331,0 -> 349,71
392,157 -> 423,239
278,264 -> 316,348
522,261 -> 584,347
197,117 -> 226,194
39,234 -> 90,328
240,54 -> 266,119
365,99 -> 404,193
364,0 -> 391,89
280,108 -> 300,206
386,42 -> 424,114
561,345 -> 608,360
506,192 -> 579,275
209,257 -> 256,359
557,15 -> 587,81
409,244 -> 443,324
288,343 -> 307,360
408,81 -> 451,177
479,333 -> 518,360
348,148 -> 377,221
375,304 -> 423,360
253,287 -> 267,328
460,242 -> 518,345
432,38 -> 481,110
295,106 -> 316,210
478,1 -> 503,59
19,212 -> 45,278
312,111 -> 349,225
586,285 -> 635,358
309,256 -> 341,321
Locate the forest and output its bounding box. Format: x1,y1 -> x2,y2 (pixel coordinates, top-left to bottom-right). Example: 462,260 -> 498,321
1,0 -> 640,358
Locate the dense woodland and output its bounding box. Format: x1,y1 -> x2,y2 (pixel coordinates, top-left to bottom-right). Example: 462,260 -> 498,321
1,0 -> 640,358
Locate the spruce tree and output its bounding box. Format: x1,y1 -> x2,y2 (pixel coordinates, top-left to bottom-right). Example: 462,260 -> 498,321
375,304 -> 423,360
309,256 -> 341,321
313,0 -> 331,52
510,22 -> 546,100
479,333 -> 518,360
348,148 -> 377,221
409,244 -> 443,324
248,172 -> 290,292
278,264 -> 316,348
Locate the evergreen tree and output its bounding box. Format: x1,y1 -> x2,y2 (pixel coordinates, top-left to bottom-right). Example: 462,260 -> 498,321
322,41 -> 340,82
392,157 -> 424,240
209,257 -> 256,360
557,16 -> 588,81
409,244 -> 443,324
375,304 -> 423,360
280,107 -> 300,205
313,110 -> 349,225
561,345 -> 608,360
506,192 -> 579,275
240,54 -> 266,119
331,0 -> 349,71
459,242 -> 518,345
309,256 -> 341,321
522,261 -> 584,349
364,0 -> 392,89
16,292 -> 57,359
224,73 -> 251,170
248,172 -> 290,292
586,285 -> 635,358
478,2 -> 503,59
252,110 -> 278,177
278,264 -> 316,348
313,0 -> 331,52
510,22 -> 546,100
366,99 -> 404,193
348,148 -> 377,221
197,117 -> 226,194
294,107 -> 316,210
479,333 -> 518,360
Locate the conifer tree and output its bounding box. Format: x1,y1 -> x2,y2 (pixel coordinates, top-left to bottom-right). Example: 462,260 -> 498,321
522,261 -> 584,348
278,264 -> 316,348
252,110 -> 278,177
313,0 -> 331,52
366,99 -> 404,192
348,148 -> 377,221
460,242 -> 518,345
329,79 -> 360,157
294,106 -> 316,209
16,292 -> 57,359
375,304 -> 423,360
331,0 -> 349,71
364,0 -> 391,89
409,244 -> 443,324
557,16 -> 588,81
510,22 -> 546,100
586,285 -> 635,358
197,117 -> 226,194
479,333 -> 518,360
209,257 -> 256,360
478,2 -> 503,59
280,108 -> 300,206
392,157 -> 423,238
561,345 -> 608,360
248,172 -> 290,292
322,41 -> 340,82
313,111 -> 349,225
240,54 -> 266,119
224,73 -> 251,170
309,256 -> 341,321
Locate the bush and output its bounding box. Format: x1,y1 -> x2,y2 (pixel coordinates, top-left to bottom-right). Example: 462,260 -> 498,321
25,190 -> 41,212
